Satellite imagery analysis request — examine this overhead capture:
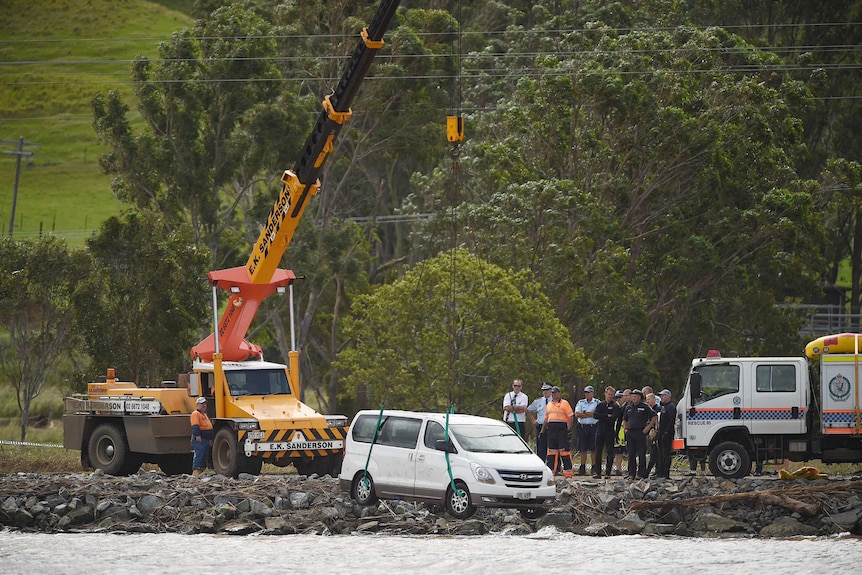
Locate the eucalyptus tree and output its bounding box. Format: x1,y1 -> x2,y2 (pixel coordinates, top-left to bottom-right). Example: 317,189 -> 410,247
72,211 -> 210,385
92,3 -> 311,271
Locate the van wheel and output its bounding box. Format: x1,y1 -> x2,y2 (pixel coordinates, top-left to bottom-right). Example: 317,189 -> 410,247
445,481 -> 475,519
709,441 -> 750,479
352,474 -> 378,506
520,507 -> 548,521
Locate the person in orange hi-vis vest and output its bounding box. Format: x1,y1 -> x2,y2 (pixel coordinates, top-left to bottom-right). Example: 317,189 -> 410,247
191,397 -> 214,477
540,386 -> 574,477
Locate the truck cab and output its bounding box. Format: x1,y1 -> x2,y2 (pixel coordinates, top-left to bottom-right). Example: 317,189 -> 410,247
678,352 -> 810,478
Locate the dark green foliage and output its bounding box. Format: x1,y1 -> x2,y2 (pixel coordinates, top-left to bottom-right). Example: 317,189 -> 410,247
73,211 -> 210,384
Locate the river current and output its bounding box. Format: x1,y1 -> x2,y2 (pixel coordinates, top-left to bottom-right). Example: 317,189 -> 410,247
0,529 -> 859,574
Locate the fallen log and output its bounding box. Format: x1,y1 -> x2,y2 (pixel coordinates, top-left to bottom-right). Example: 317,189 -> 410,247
629,480 -> 862,513
758,493 -> 819,516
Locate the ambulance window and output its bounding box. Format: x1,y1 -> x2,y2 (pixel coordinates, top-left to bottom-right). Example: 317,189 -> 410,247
756,365 -> 796,392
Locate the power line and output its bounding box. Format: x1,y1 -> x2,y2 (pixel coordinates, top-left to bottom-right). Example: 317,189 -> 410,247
1,42 -> 860,68
0,21 -> 860,45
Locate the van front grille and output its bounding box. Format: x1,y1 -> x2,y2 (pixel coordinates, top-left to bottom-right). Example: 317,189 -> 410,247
497,469 -> 545,487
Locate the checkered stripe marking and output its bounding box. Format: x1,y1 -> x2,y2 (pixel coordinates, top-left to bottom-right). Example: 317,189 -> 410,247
687,408 -> 805,421
823,411 -> 858,423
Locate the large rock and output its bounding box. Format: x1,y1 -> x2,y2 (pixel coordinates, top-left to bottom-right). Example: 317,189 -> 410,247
691,510 -> 751,533
827,506 -> 862,531
136,495 -> 163,516
759,516 -> 818,537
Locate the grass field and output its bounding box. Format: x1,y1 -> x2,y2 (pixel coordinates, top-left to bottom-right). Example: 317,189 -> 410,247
0,0 -> 194,243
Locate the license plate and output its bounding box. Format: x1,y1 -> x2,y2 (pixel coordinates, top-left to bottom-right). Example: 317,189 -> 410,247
516,492 -> 533,500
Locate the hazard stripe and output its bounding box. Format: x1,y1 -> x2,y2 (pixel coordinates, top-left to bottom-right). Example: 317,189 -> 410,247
242,426 -> 346,459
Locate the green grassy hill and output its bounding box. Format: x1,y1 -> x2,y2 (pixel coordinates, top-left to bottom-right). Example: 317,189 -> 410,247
0,0 -> 193,243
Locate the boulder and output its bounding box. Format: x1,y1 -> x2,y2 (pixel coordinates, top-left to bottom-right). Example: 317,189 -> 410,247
759,516 -> 818,537
827,506 -> 862,531
691,511 -> 751,534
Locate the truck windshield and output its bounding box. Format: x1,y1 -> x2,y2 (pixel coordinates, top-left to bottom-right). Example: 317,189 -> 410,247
225,369 -> 291,396
449,424 -> 532,454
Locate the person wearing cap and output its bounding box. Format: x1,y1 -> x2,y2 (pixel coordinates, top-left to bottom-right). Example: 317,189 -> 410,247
527,382 -> 553,464
191,397 -> 214,477
593,386 -> 623,478
655,389 -> 677,479
502,379 -> 529,437
541,386 -> 575,477
622,388 -> 652,479
574,385 -> 599,475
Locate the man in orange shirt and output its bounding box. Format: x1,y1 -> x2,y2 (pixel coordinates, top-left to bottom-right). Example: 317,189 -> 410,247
191,397 -> 214,477
540,386 -> 574,477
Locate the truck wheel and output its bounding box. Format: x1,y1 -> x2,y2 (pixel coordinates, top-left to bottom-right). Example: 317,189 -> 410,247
88,424 -> 134,476
158,453 -> 192,476
709,441 -> 751,479
212,428 -> 242,478
445,481 -> 476,519
351,473 -> 378,506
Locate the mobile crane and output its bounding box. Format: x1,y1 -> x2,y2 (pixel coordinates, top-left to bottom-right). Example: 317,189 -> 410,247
63,0 -> 402,477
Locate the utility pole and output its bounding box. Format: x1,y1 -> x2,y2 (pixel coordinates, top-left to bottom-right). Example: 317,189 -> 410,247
2,136 -> 41,237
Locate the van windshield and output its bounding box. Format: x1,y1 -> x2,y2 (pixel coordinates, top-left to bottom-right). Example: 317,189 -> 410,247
449,424 -> 531,454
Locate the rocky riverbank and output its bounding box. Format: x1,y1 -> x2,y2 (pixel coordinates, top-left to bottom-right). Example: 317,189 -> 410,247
1,470 -> 861,537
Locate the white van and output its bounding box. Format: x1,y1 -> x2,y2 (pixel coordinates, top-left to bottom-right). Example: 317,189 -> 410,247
339,410 -> 556,519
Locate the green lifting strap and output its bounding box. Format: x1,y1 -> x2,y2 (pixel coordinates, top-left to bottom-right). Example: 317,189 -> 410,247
361,405 -> 385,489
444,405 -> 464,497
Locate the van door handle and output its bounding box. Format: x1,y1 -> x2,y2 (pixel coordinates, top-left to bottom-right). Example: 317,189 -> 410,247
415,454 -> 425,462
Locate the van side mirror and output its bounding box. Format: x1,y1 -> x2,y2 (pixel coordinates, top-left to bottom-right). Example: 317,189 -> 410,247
435,439 -> 456,453
690,372 -> 702,400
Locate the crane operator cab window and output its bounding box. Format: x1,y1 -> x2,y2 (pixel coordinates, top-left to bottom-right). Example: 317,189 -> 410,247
225,369 -> 291,396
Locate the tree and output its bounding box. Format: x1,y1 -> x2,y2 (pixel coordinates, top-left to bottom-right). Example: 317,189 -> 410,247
409,23 -> 826,387
0,237 -> 88,440
72,211 -> 210,383
337,249 -> 591,416
92,3 -> 311,270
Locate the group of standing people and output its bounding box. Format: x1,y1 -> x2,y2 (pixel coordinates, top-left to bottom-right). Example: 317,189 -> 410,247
503,379 -> 677,480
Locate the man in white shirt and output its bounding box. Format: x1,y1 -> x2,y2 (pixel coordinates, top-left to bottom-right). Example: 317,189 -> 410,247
574,385 -> 599,475
502,379 -> 529,437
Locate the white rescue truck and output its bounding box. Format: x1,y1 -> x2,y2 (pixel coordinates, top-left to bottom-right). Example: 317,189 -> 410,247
675,333 -> 862,478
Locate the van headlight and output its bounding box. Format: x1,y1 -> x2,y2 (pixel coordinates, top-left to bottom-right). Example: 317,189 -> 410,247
473,465 -> 495,484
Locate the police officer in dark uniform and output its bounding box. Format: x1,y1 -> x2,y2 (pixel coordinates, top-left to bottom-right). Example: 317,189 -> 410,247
593,385 -> 623,478
656,389 -> 677,478
622,389 -> 652,479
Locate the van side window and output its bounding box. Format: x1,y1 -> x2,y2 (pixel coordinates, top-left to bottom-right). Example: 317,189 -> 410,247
380,417 -> 421,448
424,421 -> 447,449
756,365 -> 796,392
